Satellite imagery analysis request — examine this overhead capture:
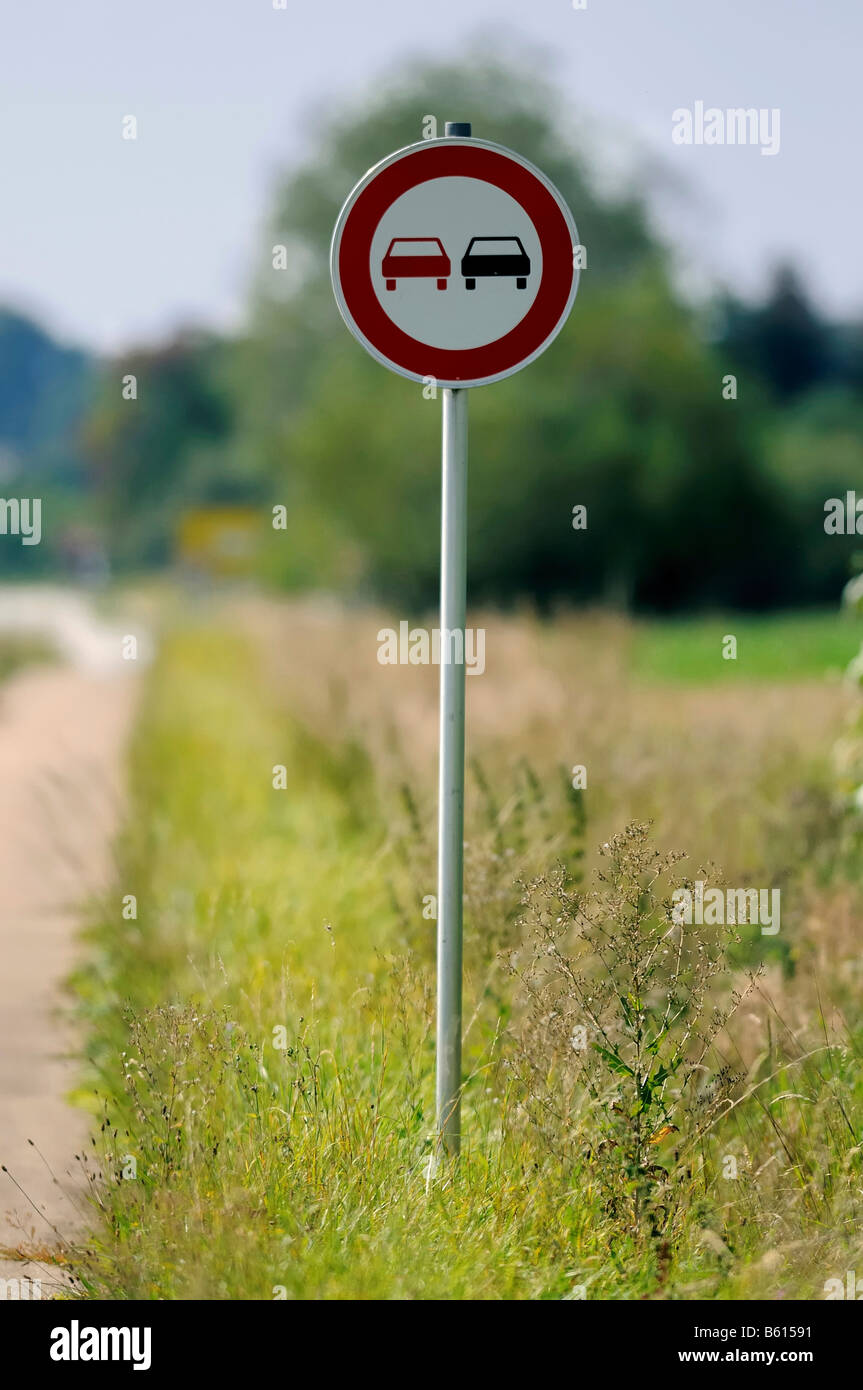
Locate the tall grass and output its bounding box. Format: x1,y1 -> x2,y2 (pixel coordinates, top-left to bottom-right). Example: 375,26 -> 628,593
73,610 -> 863,1300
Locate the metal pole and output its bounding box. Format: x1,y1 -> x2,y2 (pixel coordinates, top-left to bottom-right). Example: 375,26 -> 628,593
436,384 -> 468,1156
434,118 -> 471,1160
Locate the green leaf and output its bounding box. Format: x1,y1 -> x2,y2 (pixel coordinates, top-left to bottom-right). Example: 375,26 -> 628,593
645,1024 -> 670,1055
591,1043 -> 634,1078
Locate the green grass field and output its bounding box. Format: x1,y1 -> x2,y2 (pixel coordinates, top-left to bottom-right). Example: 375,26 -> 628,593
71,605 -> 863,1300
632,611 -> 861,684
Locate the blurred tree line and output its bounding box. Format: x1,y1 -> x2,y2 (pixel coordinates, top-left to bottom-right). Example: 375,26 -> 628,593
0,310 -> 95,576
18,52 -> 863,609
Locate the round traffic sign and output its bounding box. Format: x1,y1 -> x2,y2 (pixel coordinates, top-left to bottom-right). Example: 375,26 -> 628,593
330,137 -> 580,389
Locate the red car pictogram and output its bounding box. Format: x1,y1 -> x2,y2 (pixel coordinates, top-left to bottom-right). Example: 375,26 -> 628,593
382,237 -> 450,290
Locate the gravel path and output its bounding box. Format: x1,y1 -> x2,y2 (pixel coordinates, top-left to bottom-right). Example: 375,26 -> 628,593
0,655 -> 138,1297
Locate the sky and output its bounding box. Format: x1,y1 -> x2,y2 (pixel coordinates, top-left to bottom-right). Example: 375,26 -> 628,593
0,0 -> 858,354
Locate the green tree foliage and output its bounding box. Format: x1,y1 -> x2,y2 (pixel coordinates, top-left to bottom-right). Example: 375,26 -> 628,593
0,311 -> 96,576
84,333 -> 239,568
715,269 -> 863,603
65,48 -> 863,608
762,389 -> 863,604
0,309 -> 93,480
717,266 -> 832,402
235,52 -> 789,610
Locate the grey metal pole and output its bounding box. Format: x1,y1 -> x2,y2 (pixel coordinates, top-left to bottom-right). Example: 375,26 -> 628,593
434,119 -> 471,1159
436,383 -> 468,1156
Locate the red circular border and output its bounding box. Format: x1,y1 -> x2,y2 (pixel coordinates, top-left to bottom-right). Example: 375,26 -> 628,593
337,145 -> 574,383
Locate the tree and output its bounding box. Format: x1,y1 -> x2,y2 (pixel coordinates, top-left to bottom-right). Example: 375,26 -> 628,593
84,333 -> 238,568
716,266 -> 830,401
234,49 -> 784,611
0,309 -> 93,482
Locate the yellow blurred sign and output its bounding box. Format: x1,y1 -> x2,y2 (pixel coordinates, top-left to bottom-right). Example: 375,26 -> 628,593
177,507 -> 259,577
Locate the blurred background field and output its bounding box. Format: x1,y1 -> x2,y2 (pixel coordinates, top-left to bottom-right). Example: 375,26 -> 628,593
630,611 -> 862,684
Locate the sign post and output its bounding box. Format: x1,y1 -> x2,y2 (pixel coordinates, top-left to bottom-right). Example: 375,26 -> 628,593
437,368 -> 468,1153
331,120 -> 580,1157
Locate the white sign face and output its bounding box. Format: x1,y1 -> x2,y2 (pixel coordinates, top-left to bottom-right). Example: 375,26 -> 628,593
370,179 -> 543,350
331,137 -> 579,388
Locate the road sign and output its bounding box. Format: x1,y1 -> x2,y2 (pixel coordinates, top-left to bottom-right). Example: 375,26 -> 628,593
331,124 -> 580,1159
330,134 -> 580,388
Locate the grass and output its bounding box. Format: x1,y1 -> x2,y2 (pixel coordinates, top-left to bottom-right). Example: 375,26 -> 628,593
72,604 -> 863,1300
631,610 -> 861,684
0,635 -> 55,683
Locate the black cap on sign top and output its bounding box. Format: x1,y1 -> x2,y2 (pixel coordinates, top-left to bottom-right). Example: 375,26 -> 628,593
444,122 -> 472,137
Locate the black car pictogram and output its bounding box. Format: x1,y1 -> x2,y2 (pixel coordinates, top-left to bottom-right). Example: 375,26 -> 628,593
460,236 -> 530,290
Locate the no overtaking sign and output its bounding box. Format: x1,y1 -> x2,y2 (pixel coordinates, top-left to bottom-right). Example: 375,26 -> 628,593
331,124 -> 580,1158
331,134 -> 580,387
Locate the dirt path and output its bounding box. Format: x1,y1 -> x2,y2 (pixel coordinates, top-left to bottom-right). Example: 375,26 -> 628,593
0,660 -> 138,1296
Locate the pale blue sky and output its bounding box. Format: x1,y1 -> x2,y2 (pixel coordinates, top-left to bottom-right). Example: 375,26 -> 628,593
0,0 -> 857,352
